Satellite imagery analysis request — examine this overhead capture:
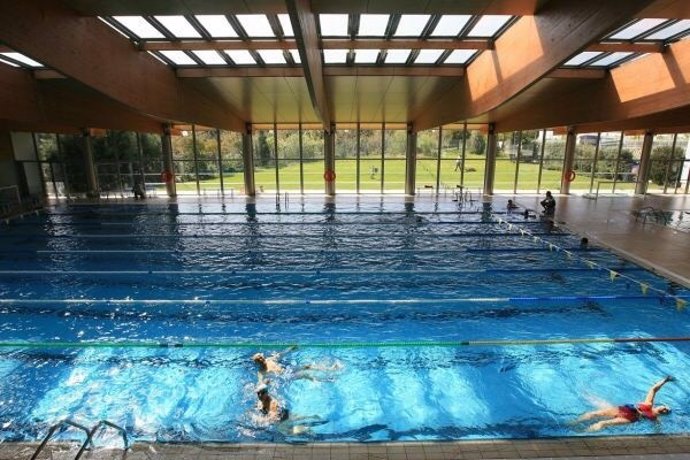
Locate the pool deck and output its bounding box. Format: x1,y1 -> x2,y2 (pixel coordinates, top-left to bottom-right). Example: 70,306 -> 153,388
9,193 -> 690,459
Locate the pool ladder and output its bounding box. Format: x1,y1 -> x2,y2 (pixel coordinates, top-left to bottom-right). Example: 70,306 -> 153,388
30,419 -> 129,460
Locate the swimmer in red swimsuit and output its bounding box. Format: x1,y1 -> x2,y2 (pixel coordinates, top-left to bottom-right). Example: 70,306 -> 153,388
575,376 -> 674,432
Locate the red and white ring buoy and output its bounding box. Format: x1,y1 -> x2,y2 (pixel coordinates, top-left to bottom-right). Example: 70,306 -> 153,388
565,170 -> 576,182
161,170 -> 174,183
323,169 -> 336,182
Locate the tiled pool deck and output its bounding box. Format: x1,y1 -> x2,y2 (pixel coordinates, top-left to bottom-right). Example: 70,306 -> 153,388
7,193 -> 690,459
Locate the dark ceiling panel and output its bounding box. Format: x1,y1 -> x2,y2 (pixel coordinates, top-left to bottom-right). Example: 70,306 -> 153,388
61,0 -> 287,16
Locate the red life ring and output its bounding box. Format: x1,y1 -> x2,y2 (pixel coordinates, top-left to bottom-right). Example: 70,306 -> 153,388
161,170 -> 174,183
565,170 -> 576,182
323,169 -> 336,182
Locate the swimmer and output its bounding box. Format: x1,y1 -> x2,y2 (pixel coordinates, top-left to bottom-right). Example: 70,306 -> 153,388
256,386 -> 290,423
580,237 -> 589,249
507,199 -> 519,212
575,376 -> 674,432
252,345 -> 297,381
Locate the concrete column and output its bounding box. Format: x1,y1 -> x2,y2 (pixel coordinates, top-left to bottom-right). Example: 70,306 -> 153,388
482,124 -> 497,196
324,124 -> 336,196
81,129 -> 99,198
242,123 -> 256,197
560,127 -> 577,194
405,124 -> 417,196
635,131 -> 654,195
161,124 -> 176,197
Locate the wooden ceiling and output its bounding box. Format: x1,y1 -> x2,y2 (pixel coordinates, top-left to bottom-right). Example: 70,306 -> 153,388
1,0 -> 690,134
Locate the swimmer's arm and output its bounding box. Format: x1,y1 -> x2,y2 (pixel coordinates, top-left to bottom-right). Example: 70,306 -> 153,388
274,345 -> 298,359
644,376 -> 673,405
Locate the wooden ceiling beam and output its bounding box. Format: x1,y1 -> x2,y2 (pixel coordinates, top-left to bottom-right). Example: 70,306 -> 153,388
413,0 -> 656,131
0,0 -> 244,130
286,0 -> 331,129
0,65 -> 163,133
495,39 -> 690,132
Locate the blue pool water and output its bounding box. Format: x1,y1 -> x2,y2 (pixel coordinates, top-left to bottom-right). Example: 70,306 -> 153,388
0,196 -> 689,444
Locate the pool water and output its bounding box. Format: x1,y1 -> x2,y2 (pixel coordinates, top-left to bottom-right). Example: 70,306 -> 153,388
0,196 -> 688,444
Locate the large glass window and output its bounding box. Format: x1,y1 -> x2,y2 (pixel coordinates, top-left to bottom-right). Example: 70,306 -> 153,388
301,128 -> 324,191
171,130 -> 197,193
593,132 -> 623,195
359,128 -> 382,193
415,128 -> 440,192
383,127 -> 406,192
514,130 -> 543,193
539,131 -> 566,192
253,129 -> 277,193
277,128 -> 302,192
573,132 -> 599,193
649,134 -> 687,194
219,130 -> 243,194
335,125 -> 358,192
439,125 -> 468,192
494,131 -> 517,192
462,127 -> 487,191
194,129 -> 222,195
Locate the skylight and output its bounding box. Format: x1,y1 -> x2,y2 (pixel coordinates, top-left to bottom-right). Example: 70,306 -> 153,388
354,49 -> 380,64
112,16 -> 164,39
278,14 -> 294,37
646,19 -> 690,40
384,49 -> 411,64
431,15 -> 471,36
225,50 -> 256,65
235,15 -> 275,37
443,49 -> 477,64
195,15 -> 237,38
563,51 -> 602,66
0,57 -> 19,68
358,14 -> 389,36
394,15 -> 430,37
319,14 -> 349,37
323,49 -> 349,64
258,50 -> 286,64
414,49 -> 444,64
192,50 -> 227,65
289,50 -> 301,64
154,16 -> 201,38
0,52 -> 43,67
588,52 -> 633,67
467,15 -> 512,37
159,50 -> 197,65
608,18 -> 668,40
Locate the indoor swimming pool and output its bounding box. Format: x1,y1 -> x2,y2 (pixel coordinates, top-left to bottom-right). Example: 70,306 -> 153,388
0,196 -> 688,444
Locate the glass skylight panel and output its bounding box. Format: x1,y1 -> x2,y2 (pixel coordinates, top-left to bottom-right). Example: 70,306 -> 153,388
235,15 -> 275,37
414,49 -> 444,64
467,15 -> 512,37
319,14 -> 349,36
394,15 -> 430,37
0,52 -> 43,67
112,16 -> 164,39
384,49 -> 410,64
354,49 -> 380,63
358,14 -> 389,36
225,50 -> 256,65
588,52 -> 633,67
431,15 -> 471,36
323,49 -> 348,64
154,16 -> 201,38
0,57 -> 19,67
562,51 -> 602,66
258,50 -> 286,64
646,19 -> 690,40
195,15 -> 237,37
278,14 -> 294,37
192,50 -> 226,65
159,50 -> 197,65
608,18 -> 668,40
443,49 -> 477,64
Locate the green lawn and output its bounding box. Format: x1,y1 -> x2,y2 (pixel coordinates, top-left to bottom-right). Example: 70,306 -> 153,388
167,156 -> 636,194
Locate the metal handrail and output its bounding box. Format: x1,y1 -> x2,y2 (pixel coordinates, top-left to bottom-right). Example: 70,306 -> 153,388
30,419 -> 91,460
74,420 -> 129,460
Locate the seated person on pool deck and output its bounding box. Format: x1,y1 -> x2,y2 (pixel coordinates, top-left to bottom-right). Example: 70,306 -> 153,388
540,191 -> 555,216
575,376 -> 674,432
